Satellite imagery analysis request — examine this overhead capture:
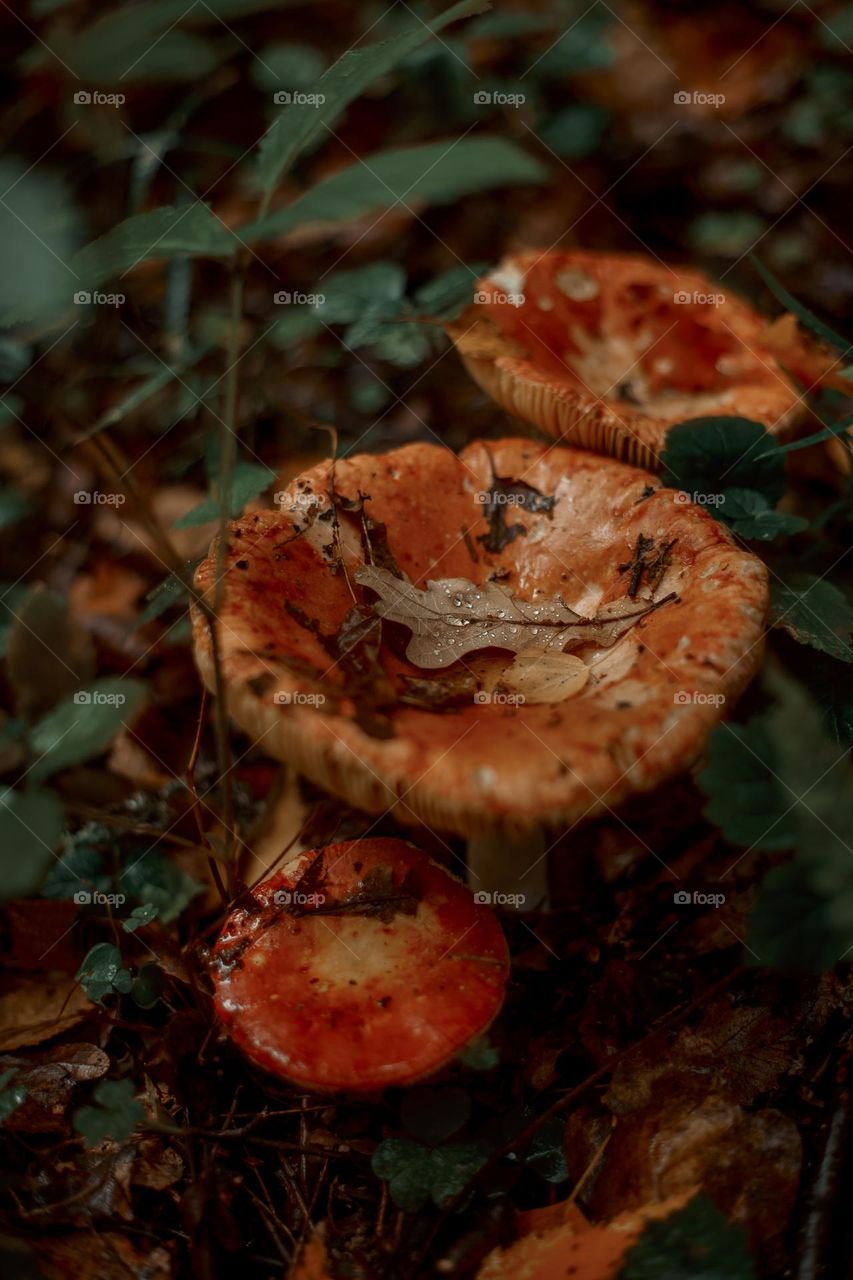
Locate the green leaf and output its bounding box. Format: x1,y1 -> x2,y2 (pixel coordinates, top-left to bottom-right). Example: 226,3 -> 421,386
538,104 -> 607,158
256,0 -> 488,194
0,1069 -> 26,1125
372,323 -> 435,367
661,417 -> 786,505
137,574 -> 187,625
756,414 -> 853,460
118,852 -> 203,923
122,902 -> 159,933
320,262 -> 406,325
0,160 -> 80,328
428,1140 -> 489,1205
401,1087 -> 470,1145
413,263 -> 487,321
769,574 -> 853,663
73,1078 -> 144,1147
689,211 -> 766,258
71,205 -> 235,295
174,460 -> 275,527
748,859 -> 848,971
75,942 -> 133,1004
718,488 -> 808,541
698,721 -> 795,851
0,488 -> 29,529
29,678 -> 146,781
245,137 -> 546,244
252,42 -> 327,93
752,256 -> 852,356
456,1035 -> 499,1070
0,788 -> 64,900
131,962 -> 166,1009
526,1116 -> 568,1182
619,1195 -> 756,1279
371,1138 -> 433,1211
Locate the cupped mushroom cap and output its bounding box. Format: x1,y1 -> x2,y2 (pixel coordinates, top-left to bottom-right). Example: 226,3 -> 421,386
192,437 -> 768,837
447,250 -> 801,469
212,837 -> 509,1091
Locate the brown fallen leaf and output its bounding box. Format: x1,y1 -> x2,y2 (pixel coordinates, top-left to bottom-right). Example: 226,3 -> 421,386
476,1190 -> 695,1280
356,565 -> 675,670
31,1230 -> 172,1280
0,1042 -> 108,1132
0,976 -> 93,1051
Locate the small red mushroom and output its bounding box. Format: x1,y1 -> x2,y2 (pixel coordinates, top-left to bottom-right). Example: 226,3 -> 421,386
211,837 -> 509,1092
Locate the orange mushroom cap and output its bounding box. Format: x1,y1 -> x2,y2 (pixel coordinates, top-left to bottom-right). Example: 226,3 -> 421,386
192,437 -> 767,836
447,250 -> 802,469
211,837 -> 509,1091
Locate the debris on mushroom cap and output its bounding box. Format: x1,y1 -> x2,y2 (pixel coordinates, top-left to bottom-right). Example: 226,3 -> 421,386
446,250 -> 802,469
211,837 -> 509,1092
191,436 -> 768,837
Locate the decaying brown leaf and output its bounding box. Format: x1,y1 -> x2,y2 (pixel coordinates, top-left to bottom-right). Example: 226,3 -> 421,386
355,566 -> 675,670
0,976 -> 94,1051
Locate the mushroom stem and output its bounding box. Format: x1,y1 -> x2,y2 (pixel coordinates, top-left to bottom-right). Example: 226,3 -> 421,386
466,829 -> 549,911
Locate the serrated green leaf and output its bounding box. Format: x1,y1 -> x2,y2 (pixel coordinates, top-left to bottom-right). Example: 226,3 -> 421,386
619,1195 -> 756,1279
320,262 -> 406,325
70,205 -> 235,297
73,1078 -> 144,1147
719,488 -> 808,540
698,721 -> 795,851
245,138 -> 546,244
661,417 -> 786,505
770,574 -> 853,663
29,678 -> 146,781
256,0 -> 488,195
413,262 -> 487,320
174,460 -> 274,528
752,256 -> 852,356
748,859 -> 848,970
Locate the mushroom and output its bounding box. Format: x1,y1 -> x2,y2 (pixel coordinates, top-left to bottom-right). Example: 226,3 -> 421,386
446,250 -> 802,469
211,836 -> 509,1091
192,437 -> 767,895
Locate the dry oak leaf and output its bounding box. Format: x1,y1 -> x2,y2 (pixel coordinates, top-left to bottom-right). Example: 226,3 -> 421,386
476,1190 -> 695,1280
355,565 -> 674,670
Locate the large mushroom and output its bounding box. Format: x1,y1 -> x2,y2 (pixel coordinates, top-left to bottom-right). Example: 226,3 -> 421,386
447,250 -> 802,469
192,437 -> 767,892
212,836 -> 509,1091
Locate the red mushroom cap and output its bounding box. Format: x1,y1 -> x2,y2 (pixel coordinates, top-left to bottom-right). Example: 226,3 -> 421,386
447,249 -> 802,469
212,837 -> 509,1092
